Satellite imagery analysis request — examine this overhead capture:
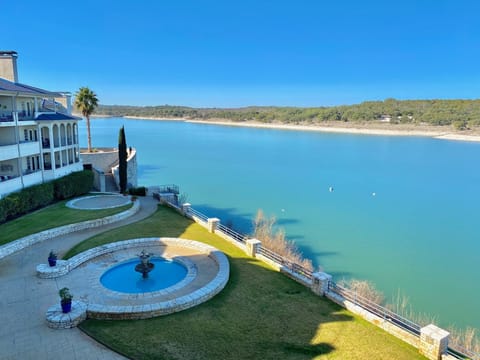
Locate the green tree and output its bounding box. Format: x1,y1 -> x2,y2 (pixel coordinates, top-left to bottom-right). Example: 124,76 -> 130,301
118,126 -> 127,193
75,87 -> 99,152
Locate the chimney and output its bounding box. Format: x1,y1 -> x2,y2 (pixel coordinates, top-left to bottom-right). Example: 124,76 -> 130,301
0,51 -> 19,83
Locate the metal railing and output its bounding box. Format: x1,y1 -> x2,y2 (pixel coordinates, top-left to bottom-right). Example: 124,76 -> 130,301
258,246 -> 313,280
216,222 -> 248,244
329,282 -> 421,336
448,344 -> 479,360
158,184 -> 179,194
187,207 -> 208,223
160,187 -> 478,360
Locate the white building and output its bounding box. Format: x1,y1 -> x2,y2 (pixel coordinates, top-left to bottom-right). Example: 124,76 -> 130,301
0,51 -> 82,197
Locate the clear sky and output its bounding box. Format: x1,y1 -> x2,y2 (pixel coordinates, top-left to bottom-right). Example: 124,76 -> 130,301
2,0 -> 479,107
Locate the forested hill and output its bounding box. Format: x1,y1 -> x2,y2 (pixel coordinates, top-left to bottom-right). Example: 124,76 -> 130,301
94,99 -> 480,129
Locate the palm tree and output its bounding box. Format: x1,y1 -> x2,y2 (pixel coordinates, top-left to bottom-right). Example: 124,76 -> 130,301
75,87 -> 98,152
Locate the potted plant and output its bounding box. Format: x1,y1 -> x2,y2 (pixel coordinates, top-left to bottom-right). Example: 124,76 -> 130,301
48,250 -> 57,267
59,287 -> 73,313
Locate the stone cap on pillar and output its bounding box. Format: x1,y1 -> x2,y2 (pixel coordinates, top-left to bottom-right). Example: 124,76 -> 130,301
246,238 -> 262,246
421,324 -> 450,341
312,272 -> 332,282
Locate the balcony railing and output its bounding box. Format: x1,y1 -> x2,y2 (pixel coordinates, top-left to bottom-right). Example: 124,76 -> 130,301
0,112 -> 14,122
0,174 -> 18,182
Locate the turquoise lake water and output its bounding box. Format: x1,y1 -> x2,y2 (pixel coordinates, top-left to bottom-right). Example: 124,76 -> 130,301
79,118 -> 480,330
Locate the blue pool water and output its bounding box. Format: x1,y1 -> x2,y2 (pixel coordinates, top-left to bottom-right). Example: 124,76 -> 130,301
101,258 -> 188,293
81,118 -> 480,329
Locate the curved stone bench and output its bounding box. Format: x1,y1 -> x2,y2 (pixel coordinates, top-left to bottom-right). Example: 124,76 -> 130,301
0,197 -> 140,260
46,301 -> 87,329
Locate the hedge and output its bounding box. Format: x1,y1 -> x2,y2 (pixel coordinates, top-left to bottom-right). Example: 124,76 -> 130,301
0,170 -> 93,223
128,186 -> 146,196
53,170 -> 93,200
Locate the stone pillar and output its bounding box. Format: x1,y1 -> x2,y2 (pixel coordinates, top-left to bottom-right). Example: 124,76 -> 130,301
182,203 -> 191,215
246,239 -> 262,257
419,324 -> 449,360
207,218 -> 220,233
311,272 -> 332,296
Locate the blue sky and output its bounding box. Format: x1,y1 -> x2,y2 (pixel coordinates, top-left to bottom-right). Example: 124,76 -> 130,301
2,0 -> 480,107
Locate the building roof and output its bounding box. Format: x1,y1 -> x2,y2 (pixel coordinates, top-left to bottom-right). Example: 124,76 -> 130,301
35,113 -> 80,121
0,77 -> 61,97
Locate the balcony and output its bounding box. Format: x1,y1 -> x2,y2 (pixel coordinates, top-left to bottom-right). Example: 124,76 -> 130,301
0,175 -> 22,197
19,141 -> 40,157
17,110 -> 35,121
22,170 -> 43,187
0,112 -> 14,124
0,144 -> 19,161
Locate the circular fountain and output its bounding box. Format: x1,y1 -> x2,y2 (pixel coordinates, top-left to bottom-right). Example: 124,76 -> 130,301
44,238 -> 229,320
100,253 -> 189,294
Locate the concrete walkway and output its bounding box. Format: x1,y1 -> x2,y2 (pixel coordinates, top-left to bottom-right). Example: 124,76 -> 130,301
0,195 -> 158,360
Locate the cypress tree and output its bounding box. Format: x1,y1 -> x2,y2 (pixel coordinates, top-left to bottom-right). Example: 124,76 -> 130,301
118,126 -> 128,193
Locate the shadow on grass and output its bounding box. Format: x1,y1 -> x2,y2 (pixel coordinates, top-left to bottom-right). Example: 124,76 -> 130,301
71,205 -> 354,359
72,205 -> 426,359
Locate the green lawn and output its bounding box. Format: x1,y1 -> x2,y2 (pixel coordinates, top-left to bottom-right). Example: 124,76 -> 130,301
0,200 -> 132,245
73,205 -> 426,360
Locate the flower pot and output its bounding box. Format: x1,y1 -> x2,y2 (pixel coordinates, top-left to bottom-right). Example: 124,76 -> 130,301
61,300 -> 72,313
48,258 -> 57,267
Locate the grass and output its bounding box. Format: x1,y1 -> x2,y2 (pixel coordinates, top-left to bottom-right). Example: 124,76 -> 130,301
0,200 -> 132,246
72,205 -> 426,360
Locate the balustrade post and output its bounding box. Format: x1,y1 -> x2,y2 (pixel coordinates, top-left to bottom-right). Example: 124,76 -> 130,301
207,218 -> 220,233
246,238 -> 262,257
182,203 -> 191,216
311,272 -> 332,296
419,324 -> 449,360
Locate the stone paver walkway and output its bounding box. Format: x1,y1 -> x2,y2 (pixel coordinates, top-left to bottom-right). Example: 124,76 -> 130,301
0,195 -> 158,360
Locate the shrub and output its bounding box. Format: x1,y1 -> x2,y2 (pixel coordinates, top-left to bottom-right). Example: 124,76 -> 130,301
128,186 -> 146,196
339,278 -> 385,305
0,171 -> 92,224
53,170 -> 93,200
253,209 -> 313,271
0,182 -> 54,223
452,120 -> 468,131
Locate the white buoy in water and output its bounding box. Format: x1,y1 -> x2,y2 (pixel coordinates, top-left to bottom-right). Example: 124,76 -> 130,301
329,186 -> 334,192
372,192 -> 376,196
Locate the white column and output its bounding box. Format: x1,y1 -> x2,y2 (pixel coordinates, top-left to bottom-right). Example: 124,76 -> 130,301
246,239 -> 262,257
182,203 -> 191,215
207,218 -> 220,233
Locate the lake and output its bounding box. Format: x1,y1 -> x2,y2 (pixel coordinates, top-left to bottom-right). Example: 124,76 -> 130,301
79,117 -> 480,330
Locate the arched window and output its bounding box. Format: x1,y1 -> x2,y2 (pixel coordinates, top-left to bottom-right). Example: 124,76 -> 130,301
66,124 -> 72,145
60,124 -> 66,146
52,125 -> 59,147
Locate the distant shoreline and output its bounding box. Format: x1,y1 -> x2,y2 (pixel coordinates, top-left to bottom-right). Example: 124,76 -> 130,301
120,115 -> 480,143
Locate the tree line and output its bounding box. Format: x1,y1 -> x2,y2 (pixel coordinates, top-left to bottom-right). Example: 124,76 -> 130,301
94,98 -> 480,130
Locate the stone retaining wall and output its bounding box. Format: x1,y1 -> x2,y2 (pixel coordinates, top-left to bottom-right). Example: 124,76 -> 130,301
326,291 -> 420,349
0,199 -> 140,260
